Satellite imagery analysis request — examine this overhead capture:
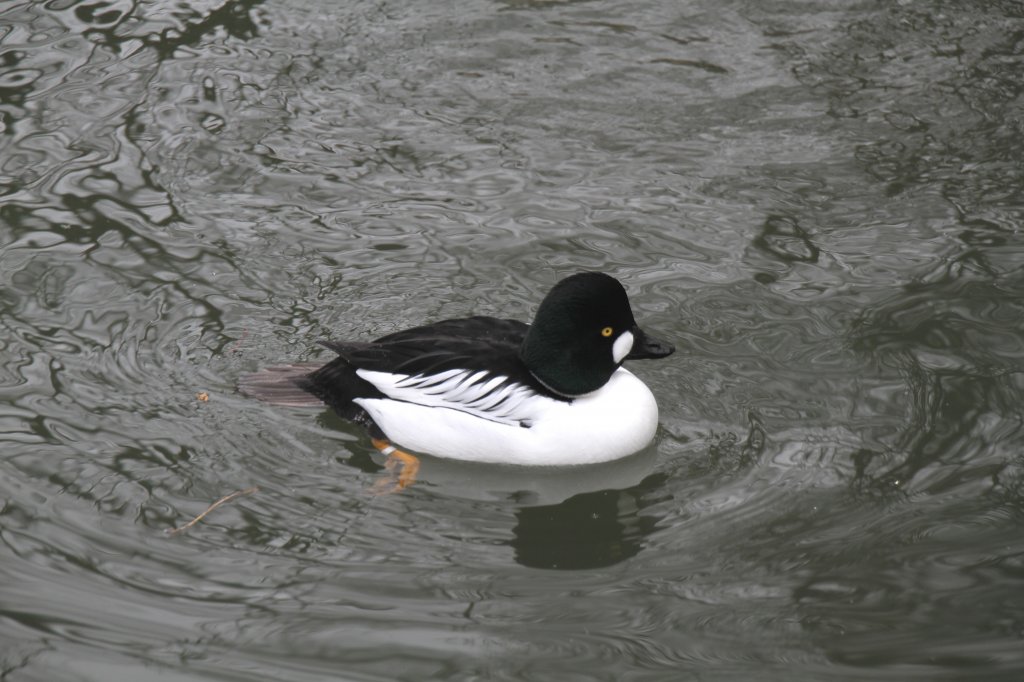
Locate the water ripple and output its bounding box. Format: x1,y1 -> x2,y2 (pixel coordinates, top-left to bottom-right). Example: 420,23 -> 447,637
3,0 -> 1024,679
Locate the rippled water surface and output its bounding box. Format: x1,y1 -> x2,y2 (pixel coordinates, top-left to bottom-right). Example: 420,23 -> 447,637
3,0 -> 1024,679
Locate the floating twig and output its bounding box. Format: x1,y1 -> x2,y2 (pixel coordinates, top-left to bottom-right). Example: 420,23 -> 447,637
226,327 -> 250,355
167,486 -> 259,535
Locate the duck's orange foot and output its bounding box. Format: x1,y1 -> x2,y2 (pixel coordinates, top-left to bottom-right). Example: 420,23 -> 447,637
370,438 -> 421,494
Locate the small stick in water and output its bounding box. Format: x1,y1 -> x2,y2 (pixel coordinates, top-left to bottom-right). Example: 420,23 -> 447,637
167,486 -> 259,536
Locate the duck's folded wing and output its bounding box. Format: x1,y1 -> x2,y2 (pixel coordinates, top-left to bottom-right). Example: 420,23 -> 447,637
320,315 -> 534,385
315,315 -> 558,426
355,366 -> 546,427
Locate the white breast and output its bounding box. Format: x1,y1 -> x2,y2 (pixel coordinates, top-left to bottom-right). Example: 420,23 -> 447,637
354,368 -> 660,465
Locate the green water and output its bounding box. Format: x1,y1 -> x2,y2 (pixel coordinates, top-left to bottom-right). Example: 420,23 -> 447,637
2,0 -> 1023,679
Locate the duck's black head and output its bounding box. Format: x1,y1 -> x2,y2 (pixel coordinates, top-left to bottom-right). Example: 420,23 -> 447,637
519,272 -> 674,396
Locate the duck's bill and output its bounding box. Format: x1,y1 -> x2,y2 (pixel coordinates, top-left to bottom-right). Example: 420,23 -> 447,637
626,327 -> 675,360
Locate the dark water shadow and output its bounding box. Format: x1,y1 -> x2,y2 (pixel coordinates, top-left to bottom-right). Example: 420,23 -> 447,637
511,472 -> 666,570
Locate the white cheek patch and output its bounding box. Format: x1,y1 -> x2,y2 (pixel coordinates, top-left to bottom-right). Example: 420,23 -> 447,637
612,330 -> 634,364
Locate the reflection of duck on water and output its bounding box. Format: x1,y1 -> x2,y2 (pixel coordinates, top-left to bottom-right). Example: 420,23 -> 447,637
513,472 -> 664,570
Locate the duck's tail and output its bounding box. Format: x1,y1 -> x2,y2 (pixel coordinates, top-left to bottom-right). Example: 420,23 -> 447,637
238,364 -> 325,407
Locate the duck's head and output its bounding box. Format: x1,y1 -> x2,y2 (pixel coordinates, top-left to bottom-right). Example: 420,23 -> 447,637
520,272 -> 675,396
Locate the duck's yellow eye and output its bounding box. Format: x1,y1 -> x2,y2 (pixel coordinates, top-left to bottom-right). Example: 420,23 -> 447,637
601,326 -> 614,338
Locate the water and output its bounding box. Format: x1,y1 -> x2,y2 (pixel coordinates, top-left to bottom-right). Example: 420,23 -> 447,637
2,0 -> 1024,679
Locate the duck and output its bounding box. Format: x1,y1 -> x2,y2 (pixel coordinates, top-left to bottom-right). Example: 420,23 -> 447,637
243,272 -> 674,486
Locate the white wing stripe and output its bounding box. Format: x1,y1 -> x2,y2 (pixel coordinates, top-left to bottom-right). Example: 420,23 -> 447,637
467,384 -> 515,411
396,368 -> 462,389
356,368 -> 548,426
